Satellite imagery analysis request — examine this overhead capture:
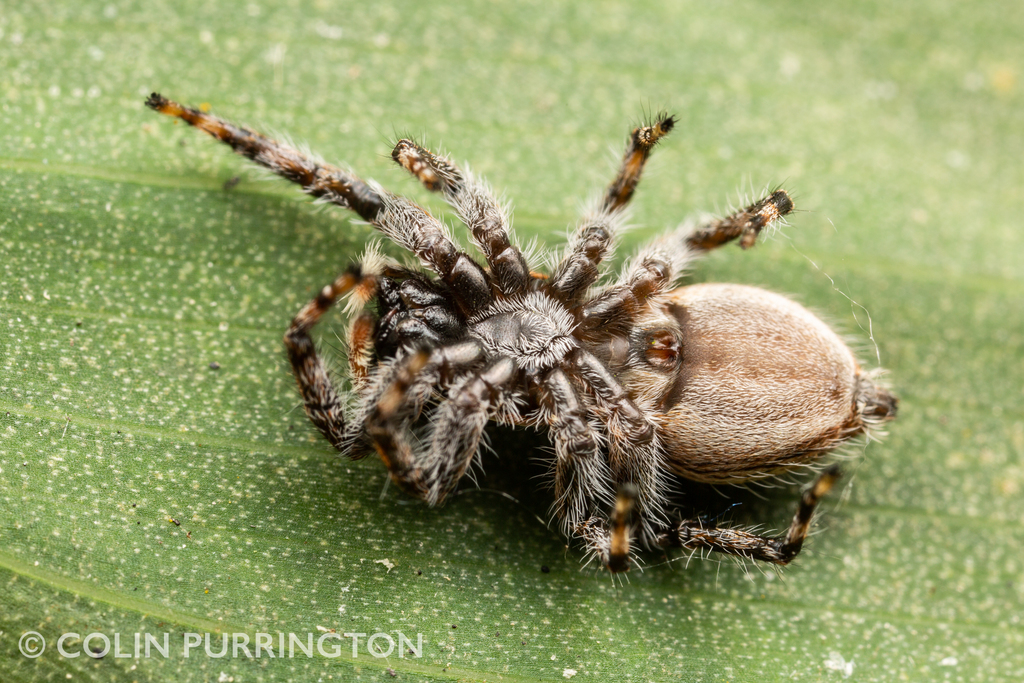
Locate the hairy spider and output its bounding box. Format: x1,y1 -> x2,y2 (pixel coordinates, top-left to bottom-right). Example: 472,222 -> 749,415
147,93 -> 897,573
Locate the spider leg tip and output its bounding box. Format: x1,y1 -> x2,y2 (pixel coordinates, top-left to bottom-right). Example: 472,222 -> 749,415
771,188 -> 794,215
145,92 -> 168,110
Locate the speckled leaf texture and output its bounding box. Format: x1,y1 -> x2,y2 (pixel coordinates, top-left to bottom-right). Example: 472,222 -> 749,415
1,1 -> 1022,681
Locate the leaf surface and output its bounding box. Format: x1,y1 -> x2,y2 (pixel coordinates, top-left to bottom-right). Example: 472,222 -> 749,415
2,1 -> 1022,680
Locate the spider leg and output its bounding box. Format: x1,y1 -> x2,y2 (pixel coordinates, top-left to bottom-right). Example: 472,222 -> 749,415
566,348 -> 670,550
147,93 -> 494,318
536,367 -> 651,572
346,310 -> 376,390
344,337 -> 483,453
577,249 -> 680,337
374,194 -> 494,317
362,342 -> 514,502
362,349 -> 432,495
146,93 -> 383,221
546,114 -> 675,306
609,484 -> 640,573
284,265 -> 379,453
574,516 -> 614,569
362,339 -> 487,422
546,210 -> 624,307
578,189 -> 795,334
657,466 -> 842,564
420,356 -> 519,504
534,368 -> 613,533
392,140 -> 530,298
569,488 -> 638,574
603,113 -> 676,213
686,189 -> 794,251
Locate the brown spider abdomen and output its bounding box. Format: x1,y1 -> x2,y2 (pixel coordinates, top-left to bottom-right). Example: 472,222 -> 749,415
655,283 -> 895,483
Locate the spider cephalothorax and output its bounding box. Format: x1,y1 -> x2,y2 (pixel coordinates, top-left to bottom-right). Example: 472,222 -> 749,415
147,94 -> 897,573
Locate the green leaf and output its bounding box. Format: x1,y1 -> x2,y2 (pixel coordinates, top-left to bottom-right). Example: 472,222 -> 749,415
2,1 -> 1022,681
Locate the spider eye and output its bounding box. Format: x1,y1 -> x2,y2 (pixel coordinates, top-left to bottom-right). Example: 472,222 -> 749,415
644,329 -> 681,370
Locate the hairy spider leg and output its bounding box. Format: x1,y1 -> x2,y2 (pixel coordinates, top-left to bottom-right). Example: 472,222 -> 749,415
423,356 -> 519,504
657,465 -> 842,564
146,93 -> 494,318
359,339 -> 486,429
686,189 -> 794,251
577,251 -> 679,337
608,484 -> 638,573
567,348 -> 670,547
363,349 -> 432,497
364,344 -> 519,504
284,265 -> 377,452
534,367 -> 613,537
577,188 -> 796,337
392,140 -> 530,298
346,310 -> 377,388
373,194 -> 494,317
145,93 -> 383,220
547,210 -> 622,307
547,114 -> 675,305
573,516 -> 616,570
603,113 -> 676,213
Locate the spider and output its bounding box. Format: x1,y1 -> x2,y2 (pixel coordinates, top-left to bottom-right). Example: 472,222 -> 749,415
146,93 -> 897,573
